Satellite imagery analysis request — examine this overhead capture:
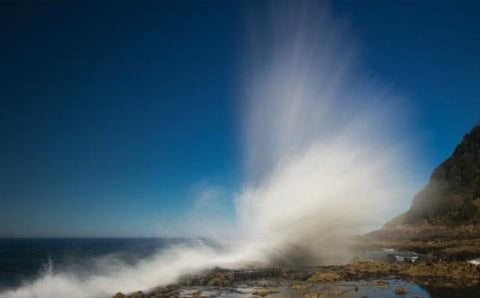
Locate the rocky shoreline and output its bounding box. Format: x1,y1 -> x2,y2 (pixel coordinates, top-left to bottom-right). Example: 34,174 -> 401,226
111,237 -> 480,298
111,261 -> 480,297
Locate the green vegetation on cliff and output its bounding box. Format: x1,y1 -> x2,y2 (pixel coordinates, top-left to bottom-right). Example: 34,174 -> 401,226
392,123 -> 480,226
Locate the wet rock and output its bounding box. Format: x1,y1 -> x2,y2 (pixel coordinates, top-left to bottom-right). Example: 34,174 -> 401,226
401,261 -> 480,279
207,272 -> 234,286
291,283 -> 313,290
339,260 -> 407,278
148,285 -> 180,298
303,293 -> 327,298
180,268 -> 281,287
307,272 -> 341,282
383,254 -> 397,264
394,287 -> 409,295
281,269 -> 311,280
111,292 -> 145,298
376,281 -> 389,289
191,291 -> 202,298
128,291 -> 144,298
251,288 -> 279,297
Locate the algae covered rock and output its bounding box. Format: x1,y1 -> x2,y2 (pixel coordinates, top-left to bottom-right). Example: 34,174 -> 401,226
307,272 -> 341,282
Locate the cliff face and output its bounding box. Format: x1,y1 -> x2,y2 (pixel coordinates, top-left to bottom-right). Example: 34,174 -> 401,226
388,123 -> 480,227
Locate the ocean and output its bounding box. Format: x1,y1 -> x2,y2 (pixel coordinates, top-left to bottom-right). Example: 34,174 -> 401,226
0,237 -> 189,291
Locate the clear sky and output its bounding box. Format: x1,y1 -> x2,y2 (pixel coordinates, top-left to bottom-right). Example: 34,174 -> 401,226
1,0 -> 479,237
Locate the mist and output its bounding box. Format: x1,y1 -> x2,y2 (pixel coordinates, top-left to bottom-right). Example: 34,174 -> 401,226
235,0 -> 412,265
0,1 -> 415,297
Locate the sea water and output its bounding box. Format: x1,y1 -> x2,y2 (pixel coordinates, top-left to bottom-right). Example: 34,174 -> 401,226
0,238 -> 193,290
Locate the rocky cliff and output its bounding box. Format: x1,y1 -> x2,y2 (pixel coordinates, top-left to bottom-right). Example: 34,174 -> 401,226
379,122 -> 480,237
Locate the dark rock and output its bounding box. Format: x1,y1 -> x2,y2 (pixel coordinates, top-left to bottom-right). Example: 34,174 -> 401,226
389,123 -> 480,227
383,254 -> 397,264
394,287 -> 409,295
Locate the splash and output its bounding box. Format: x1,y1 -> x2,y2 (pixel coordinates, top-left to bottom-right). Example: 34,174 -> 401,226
234,0 -> 412,265
1,1 -> 415,297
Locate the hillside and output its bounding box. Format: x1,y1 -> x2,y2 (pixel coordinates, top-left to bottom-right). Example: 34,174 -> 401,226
383,122 -> 480,232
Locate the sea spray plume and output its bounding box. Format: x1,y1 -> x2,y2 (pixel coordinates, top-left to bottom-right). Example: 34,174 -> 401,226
0,1 -> 415,297
235,0 -> 413,265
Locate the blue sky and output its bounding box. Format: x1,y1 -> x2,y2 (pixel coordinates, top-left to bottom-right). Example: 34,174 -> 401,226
1,0 -> 479,237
